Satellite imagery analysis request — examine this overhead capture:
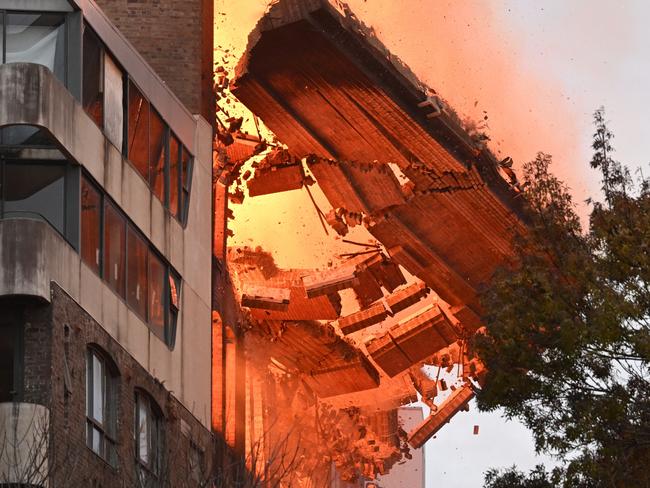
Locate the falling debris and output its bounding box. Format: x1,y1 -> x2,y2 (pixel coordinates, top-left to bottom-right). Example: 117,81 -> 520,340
408,384 -> 475,448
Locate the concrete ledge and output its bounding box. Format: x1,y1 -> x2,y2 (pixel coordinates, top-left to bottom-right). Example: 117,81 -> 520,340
0,219 -> 78,302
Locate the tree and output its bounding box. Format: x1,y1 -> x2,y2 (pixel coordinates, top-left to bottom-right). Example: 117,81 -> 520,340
475,108 -> 650,487
484,465 -> 563,488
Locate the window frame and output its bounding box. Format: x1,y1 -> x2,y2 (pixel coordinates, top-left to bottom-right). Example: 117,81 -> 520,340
80,172 -> 182,349
86,347 -> 118,467
134,390 -> 164,481
78,32 -> 194,226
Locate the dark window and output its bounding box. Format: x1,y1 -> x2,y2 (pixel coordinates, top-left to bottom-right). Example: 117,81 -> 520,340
135,391 -> 163,482
81,176 -> 102,274
169,134 -> 180,218
5,13 -> 66,83
3,162 -> 66,235
0,310 -> 22,403
82,26 -> 103,128
148,252 -> 166,338
127,226 -> 148,319
181,147 -> 193,223
86,348 -> 117,465
0,125 -> 53,147
149,109 -> 166,203
127,81 -> 150,181
103,201 -> 126,297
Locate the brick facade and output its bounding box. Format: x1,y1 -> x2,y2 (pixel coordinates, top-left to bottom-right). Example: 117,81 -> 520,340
94,0 -> 214,126
18,284 -> 214,487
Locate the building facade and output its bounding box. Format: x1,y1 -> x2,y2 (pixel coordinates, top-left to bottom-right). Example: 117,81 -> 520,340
0,1 -> 214,486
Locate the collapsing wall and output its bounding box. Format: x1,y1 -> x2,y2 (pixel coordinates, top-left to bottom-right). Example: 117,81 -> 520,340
214,0 -> 526,482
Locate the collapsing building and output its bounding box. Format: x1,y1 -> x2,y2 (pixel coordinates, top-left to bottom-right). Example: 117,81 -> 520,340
0,0 -> 526,486
212,0 -> 527,485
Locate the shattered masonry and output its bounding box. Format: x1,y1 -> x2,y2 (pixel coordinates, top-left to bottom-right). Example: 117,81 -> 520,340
212,0 -> 527,484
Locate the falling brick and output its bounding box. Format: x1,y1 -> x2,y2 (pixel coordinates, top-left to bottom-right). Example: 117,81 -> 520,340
247,163 -> 305,197
408,384 -> 475,448
385,282 -> 430,315
339,302 -> 389,335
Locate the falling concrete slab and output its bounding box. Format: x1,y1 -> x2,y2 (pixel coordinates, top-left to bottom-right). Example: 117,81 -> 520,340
302,265 -> 359,298
241,284 -> 291,311
408,384 -> 474,448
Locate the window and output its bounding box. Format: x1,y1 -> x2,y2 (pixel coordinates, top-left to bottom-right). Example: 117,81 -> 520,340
0,308 -> 22,402
181,147 -> 193,223
135,391 -> 163,483
127,226 -> 148,319
79,174 -> 181,347
81,177 -> 102,274
167,271 -> 181,348
169,135 -> 180,218
1,161 -> 66,236
148,252 -> 166,338
79,24 -> 193,224
149,109 -> 166,203
86,348 -> 117,465
82,26 -> 103,128
127,80 -> 150,181
0,127 -> 79,247
3,12 -> 66,83
103,201 -> 126,298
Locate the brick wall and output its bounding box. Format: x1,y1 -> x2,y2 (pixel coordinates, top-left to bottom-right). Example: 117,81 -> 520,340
94,0 -> 214,126
20,284 -> 214,487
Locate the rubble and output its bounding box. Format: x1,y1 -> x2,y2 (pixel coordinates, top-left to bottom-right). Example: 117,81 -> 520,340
302,265 -> 359,298
408,384 -> 475,448
367,304 -> 460,377
240,284 -> 290,311
338,302 -> 389,335
247,162 -> 305,196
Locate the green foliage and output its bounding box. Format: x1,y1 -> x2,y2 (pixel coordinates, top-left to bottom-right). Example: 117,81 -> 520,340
484,465 -> 563,488
476,108 -> 650,487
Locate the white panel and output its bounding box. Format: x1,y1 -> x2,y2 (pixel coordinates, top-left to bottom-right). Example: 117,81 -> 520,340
103,53 -> 123,152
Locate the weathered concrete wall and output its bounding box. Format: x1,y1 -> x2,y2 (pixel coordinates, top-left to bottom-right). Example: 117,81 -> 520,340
0,63 -> 213,428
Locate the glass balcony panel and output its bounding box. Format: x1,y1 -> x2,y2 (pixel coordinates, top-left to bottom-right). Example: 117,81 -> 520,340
6,13 -> 66,83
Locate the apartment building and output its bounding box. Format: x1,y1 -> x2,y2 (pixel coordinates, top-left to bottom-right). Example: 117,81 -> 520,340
0,1 -> 214,485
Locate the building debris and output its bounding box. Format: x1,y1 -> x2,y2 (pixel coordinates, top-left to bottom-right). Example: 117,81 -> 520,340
241,284 -> 290,311
408,384 -> 475,448
338,302 -> 389,335
302,265 -> 359,298
247,162 -> 305,196
384,282 -> 430,315
367,304 -> 460,377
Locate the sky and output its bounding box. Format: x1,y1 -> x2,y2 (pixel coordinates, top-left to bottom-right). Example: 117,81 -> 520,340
216,1 -> 650,486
